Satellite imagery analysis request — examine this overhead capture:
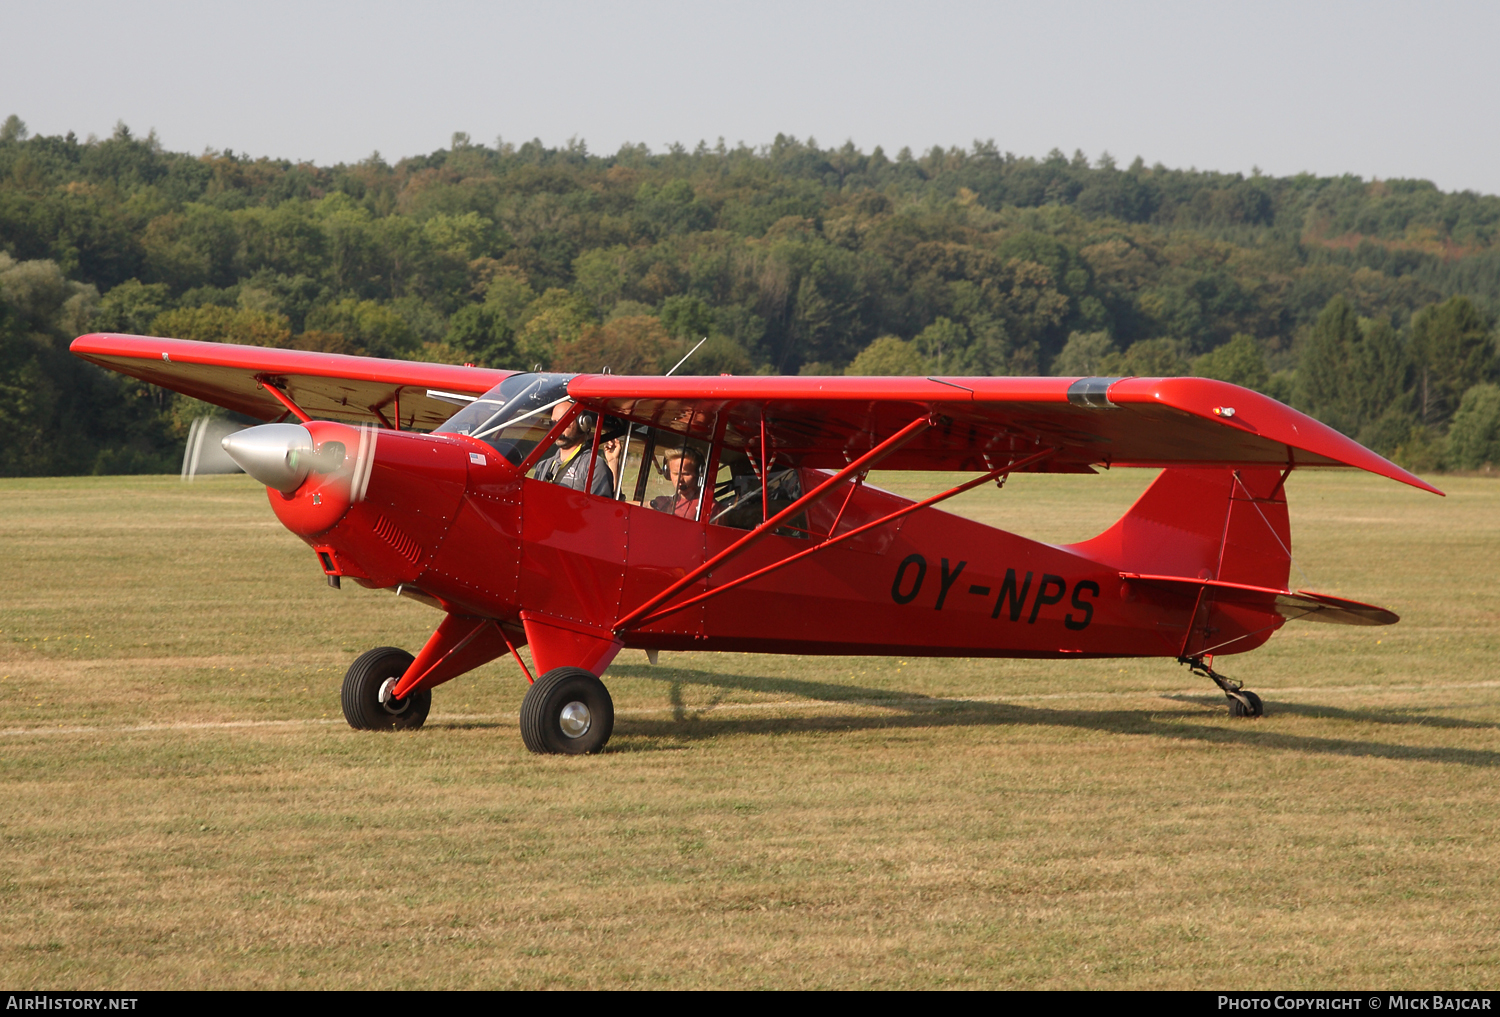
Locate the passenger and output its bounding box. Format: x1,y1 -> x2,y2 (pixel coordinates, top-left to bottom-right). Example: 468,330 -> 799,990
650,446 -> 704,519
533,401 -> 614,496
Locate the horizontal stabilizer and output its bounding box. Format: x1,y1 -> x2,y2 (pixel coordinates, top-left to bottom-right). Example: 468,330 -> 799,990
1121,573 -> 1399,626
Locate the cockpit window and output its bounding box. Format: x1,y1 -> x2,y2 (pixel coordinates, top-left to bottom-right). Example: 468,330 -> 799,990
433,372 -> 574,465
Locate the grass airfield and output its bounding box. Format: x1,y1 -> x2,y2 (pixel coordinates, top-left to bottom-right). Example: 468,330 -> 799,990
1,468 -> 1496,989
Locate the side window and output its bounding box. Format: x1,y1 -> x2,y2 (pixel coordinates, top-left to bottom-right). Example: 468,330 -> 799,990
708,448 -> 762,529
599,421 -> 644,501
765,468 -> 807,537
707,446 -> 808,538
584,415 -> 631,499
615,427 -> 710,521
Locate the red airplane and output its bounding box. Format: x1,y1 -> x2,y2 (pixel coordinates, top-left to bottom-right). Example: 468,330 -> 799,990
71,333 -> 1442,753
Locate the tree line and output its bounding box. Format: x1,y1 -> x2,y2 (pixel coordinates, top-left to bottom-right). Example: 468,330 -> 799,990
1,113 -> 1497,476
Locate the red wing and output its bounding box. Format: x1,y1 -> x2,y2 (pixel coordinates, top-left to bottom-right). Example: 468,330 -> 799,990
70,333 -> 510,430
567,374 -> 1441,495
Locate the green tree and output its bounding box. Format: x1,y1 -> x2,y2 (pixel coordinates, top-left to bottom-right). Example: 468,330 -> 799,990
1359,405 -> 1422,458
1295,296 -> 1362,432
1350,318 -> 1409,427
1410,296 -> 1494,426
685,335 -> 753,375
552,315 -> 669,374
150,305 -> 293,346
1052,331 -> 1117,376
1446,383 -> 1500,469
303,299 -> 413,358
659,294 -> 714,340
140,205 -> 243,291
514,288 -> 592,369
912,318 -> 967,374
444,304 -> 515,368
572,245 -> 631,317
846,335 -> 924,375
236,202 -> 326,280
1193,333 -> 1269,392
478,269 -> 537,329
1101,337 -> 1188,376
98,279 -> 171,334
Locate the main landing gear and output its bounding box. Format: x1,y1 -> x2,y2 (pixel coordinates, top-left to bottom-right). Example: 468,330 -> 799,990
520,667 -> 615,755
339,646 -> 615,752
1180,655 -> 1264,718
342,647 -> 432,730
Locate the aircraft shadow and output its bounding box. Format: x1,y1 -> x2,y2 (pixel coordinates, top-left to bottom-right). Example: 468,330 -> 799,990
606,664 -> 1500,769
1245,699 -> 1500,732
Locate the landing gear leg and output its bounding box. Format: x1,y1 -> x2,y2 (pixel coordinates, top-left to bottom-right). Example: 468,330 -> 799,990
1179,655 -> 1264,718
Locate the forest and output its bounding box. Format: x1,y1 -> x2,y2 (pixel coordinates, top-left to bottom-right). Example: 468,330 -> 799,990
1,113 -> 1497,476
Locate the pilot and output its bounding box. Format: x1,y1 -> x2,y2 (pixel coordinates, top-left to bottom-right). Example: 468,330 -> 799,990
649,446 -> 704,519
533,401 -> 614,496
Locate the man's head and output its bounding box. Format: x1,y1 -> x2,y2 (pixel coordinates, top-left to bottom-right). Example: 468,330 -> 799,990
663,446 -> 703,499
550,401 -> 594,449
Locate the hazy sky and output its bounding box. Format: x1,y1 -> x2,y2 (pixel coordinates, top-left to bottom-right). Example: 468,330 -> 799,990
6,0 -> 1497,193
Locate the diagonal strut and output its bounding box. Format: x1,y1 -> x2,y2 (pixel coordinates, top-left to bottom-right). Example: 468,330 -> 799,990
620,446 -> 1056,631
612,413 -> 937,632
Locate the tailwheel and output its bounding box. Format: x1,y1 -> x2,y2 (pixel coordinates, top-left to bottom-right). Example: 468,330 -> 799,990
342,646 -> 431,731
1228,689 -> 1264,718
1179,655 -> 1265,719
519,667 -> 614,755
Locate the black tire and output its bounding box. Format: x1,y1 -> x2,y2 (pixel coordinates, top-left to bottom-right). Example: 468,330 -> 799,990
1228,690 -> 1265,719
342,646 -> 431,731
519,667 -> 614,755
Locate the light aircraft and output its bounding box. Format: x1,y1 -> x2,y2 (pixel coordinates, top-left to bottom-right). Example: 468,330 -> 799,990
71,333 -> 1442,753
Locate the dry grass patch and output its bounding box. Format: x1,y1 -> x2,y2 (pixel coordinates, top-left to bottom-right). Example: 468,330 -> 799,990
0,470 -> 1496,988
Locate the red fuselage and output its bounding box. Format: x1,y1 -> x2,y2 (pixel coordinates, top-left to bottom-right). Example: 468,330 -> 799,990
269,422 -> 1287,668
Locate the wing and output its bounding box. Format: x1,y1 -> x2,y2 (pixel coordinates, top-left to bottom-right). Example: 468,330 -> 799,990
70,333 -> 511,430
567,373 -> 1442,494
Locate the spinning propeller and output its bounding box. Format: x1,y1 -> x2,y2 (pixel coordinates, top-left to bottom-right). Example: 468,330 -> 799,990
180,417 -> 247,481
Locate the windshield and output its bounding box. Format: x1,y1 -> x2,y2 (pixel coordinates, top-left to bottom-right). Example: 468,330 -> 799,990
433,372 -> 574,465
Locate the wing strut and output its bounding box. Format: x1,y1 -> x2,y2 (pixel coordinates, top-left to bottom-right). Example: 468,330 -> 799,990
613,414 -> 937,633
256,376 -> 311,423
621,447 -> 1056,629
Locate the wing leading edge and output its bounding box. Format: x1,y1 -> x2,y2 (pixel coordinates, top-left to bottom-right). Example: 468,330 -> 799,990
70,334 -> 511,430
567,373 -> 1442,495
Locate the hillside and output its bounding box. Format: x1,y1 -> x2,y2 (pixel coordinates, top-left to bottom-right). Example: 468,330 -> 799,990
1,115 -> 1497,475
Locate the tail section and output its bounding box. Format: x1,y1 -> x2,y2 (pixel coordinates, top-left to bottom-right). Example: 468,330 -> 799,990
1067,467 -> 1291,590
1066,468 -> 1293,657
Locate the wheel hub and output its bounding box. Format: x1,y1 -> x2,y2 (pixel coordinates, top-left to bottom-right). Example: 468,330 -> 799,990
378,677 -> 411,715
559,700 -> 592,738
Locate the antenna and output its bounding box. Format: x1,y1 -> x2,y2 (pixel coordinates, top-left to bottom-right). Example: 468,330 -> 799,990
665,336 -> 708,377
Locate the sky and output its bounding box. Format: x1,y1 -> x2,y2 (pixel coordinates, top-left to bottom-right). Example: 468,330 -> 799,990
5,0 -> 1498,194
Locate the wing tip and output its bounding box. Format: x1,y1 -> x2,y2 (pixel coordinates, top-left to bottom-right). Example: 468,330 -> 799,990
1113,377 -> 1446,497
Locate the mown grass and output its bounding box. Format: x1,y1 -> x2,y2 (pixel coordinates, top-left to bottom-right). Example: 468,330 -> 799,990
0,469 -> 1496,988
